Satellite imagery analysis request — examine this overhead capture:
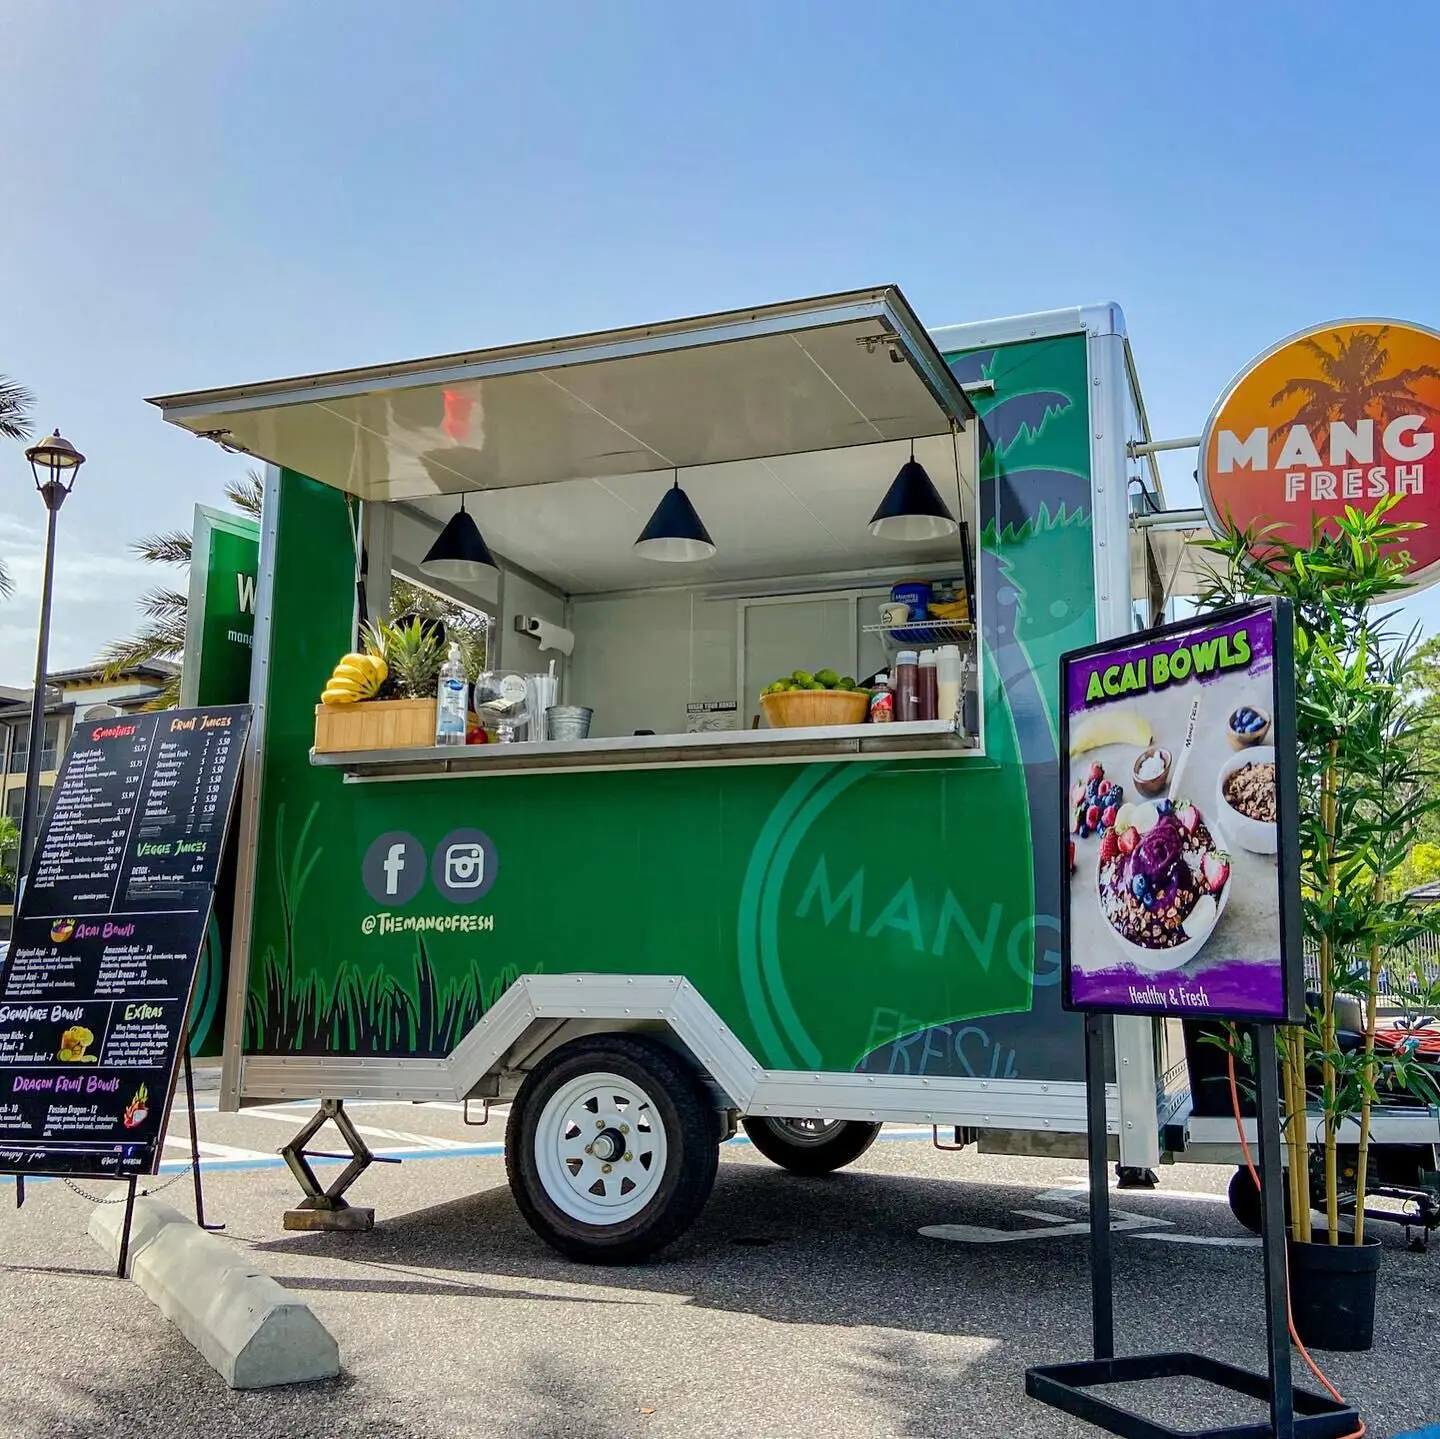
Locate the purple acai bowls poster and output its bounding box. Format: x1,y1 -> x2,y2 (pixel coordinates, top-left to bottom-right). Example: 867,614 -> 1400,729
1061,604 -> 1297,1021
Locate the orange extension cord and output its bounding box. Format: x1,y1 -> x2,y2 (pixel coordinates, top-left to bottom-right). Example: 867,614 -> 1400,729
1227,1050 -> 1365,1438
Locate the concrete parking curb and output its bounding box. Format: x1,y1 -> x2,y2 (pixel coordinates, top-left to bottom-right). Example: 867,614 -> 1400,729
89,1198 -> 340,1389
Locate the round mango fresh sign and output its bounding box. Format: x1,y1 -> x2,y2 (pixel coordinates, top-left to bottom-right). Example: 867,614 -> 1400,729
1199,319 -> 1440,587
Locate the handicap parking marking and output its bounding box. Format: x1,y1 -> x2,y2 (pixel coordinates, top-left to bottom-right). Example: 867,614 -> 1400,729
922,1179 -> 1263,1246
921,1206 -> 1173,1244
1131,1232 -> 1261,1248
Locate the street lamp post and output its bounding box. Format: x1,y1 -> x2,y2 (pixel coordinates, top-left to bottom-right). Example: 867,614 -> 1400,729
15,430 -> 86,888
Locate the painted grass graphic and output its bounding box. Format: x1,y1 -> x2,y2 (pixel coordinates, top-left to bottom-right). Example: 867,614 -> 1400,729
247,797 -> 519,1054
246,937 -> 519,1054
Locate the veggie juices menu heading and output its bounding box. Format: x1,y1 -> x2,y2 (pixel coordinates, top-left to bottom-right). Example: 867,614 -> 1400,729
1060,603 -> 1301,1023
0,706 -> 249,1178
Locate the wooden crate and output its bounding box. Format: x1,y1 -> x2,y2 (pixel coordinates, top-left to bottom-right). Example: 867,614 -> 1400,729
314,698 -> 437,754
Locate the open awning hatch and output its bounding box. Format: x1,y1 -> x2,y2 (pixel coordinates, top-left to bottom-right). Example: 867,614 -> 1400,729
149,286 -> 975,504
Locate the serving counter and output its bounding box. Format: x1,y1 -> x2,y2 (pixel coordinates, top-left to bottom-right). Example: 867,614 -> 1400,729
310,716 -> 980,781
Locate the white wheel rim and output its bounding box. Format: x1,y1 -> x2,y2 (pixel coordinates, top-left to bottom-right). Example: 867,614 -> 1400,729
533,1070 -> 669,1226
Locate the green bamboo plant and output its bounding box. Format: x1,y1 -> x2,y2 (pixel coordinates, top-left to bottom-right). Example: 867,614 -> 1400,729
1198,498 -> 1440,1245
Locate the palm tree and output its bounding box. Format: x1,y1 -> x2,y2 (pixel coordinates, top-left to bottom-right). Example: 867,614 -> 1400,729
1270,327 -> 1440,458
98,470 -> 265,708
0,375 -> 36,600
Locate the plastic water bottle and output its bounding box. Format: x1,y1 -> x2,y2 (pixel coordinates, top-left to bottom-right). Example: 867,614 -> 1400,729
435,642 -> 467,746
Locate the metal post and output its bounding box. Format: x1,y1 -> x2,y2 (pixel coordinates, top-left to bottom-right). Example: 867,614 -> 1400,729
16,494 -> 62,882
183,1047 -> 220,1231
1253,1024 -> 1295,1439
14,1176 -> 23,1209
1085,1012 -> 1115,1360
116,1175 -> 139,1279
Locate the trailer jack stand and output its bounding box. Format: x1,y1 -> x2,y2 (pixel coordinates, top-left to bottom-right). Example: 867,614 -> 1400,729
280,1098 -> 397,1233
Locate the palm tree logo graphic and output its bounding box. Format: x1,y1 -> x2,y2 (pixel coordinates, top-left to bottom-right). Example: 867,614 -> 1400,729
1269,326 -> 1440,461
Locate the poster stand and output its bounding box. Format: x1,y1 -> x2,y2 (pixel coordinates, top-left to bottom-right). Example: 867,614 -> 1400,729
0,705 -> 250,1275
1025,1019 -> 1357,1439
1036,604 -> 1359,1438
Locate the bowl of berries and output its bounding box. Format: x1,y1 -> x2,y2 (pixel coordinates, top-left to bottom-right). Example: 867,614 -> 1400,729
1226,704 -> 1271,750
1092,795 -> 1232,973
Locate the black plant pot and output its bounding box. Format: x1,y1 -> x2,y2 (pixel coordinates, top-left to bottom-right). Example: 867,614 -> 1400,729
1287,1233 -> 1382,1352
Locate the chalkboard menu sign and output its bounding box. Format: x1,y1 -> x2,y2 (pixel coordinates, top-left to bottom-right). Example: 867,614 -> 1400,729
0,705 -> 249,1179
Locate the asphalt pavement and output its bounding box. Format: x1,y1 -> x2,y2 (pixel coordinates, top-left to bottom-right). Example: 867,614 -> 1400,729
0,1096 -> 1436,1439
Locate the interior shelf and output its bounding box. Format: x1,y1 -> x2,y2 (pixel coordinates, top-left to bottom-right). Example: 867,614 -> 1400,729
860,619 -> 975,646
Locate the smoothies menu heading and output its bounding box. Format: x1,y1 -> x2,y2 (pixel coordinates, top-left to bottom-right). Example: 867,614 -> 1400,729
0,705 -> 249,1179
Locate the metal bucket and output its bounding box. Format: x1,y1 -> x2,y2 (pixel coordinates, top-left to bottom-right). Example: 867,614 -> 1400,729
545,706 -> 593,741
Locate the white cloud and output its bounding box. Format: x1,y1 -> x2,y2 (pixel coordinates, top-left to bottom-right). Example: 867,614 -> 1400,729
0,502 -> 168,681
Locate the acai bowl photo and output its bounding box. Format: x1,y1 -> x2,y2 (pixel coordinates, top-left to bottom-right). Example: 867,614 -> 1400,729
1095,796 -> 1231,972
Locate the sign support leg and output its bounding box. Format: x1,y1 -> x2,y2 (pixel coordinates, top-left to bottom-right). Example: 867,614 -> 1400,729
14,1177 -> 23,1210
116,1176 -> 139,1279
1085,1012 -> 1114,1360
1254,1023 -> 1296,1439
183,1047 -> 222,1232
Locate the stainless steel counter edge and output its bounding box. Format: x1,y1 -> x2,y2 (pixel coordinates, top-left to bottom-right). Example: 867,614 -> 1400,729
310,720 -> 984,781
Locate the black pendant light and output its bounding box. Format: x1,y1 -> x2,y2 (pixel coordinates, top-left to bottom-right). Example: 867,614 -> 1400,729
869,442 -> 959,541
633,470 -> 716,562
422,494 -> 498,581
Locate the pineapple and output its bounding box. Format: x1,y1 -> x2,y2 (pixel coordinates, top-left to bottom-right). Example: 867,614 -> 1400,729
367,616 -> 446,699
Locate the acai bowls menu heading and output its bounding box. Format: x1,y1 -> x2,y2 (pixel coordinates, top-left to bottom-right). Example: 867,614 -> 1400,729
1059,602 -> 1302,1023
0,705 -> 249,1179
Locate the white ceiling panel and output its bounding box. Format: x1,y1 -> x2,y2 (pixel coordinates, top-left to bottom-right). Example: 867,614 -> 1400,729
402,432 -> 977,597
150,287 -> 975,503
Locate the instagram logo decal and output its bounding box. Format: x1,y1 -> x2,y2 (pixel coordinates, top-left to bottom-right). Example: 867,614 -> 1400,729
432,829 -> 497,905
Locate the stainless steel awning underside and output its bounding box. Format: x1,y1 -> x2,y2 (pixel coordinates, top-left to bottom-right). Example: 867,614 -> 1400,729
148,286 -> 976,504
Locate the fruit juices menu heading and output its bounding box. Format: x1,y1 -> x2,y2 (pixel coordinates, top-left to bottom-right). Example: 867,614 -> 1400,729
0,705 -> 250,1179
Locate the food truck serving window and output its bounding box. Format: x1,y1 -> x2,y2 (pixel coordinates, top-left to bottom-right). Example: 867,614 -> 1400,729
150,287 -> 987,777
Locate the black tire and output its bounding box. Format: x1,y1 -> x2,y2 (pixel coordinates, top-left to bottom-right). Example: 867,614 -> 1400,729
505,1033 -> 719,1264
741,1116 -> 883,1175
1227,1164 -> 1293,1236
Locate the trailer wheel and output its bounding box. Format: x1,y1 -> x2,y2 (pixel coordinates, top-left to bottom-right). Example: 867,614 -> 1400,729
1227,1165 -> 1293,1236
505,1034 -> 719,1264
741,1116 -> 882,1175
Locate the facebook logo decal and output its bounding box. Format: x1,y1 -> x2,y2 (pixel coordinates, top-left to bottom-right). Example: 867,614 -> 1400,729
362,832 -> 426,905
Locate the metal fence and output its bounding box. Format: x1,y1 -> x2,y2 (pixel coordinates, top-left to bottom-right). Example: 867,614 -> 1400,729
1303,934 -> 1440,999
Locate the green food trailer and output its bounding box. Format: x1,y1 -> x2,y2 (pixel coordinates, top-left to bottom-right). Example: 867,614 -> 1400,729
148,288 -> 1440,1261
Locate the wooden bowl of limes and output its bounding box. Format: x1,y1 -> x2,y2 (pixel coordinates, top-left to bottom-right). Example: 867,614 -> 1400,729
760,673 -> 869,728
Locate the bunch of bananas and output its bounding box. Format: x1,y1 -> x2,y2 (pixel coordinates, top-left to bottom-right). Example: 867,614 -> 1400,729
320,651 -> 388,706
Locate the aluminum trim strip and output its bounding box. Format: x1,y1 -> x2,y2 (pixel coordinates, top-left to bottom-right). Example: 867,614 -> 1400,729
221,464 -> 282,1112
238,973 -> 1121,1133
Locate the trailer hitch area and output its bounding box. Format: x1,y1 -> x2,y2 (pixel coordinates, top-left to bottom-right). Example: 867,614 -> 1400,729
933,1126 -> 976,1152
1346,1182 -> 1440,1252
280,1098 -> 384,1233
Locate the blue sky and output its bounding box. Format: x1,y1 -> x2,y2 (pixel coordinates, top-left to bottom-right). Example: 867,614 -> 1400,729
2,2 -> 1438,675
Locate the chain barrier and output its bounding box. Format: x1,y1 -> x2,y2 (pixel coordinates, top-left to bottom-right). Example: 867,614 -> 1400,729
59,1160 -> 197,1206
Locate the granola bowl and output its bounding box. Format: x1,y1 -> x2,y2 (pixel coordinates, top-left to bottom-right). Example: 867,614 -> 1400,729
1217,746 -> 1278,854
1093,798 -> 1232,973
